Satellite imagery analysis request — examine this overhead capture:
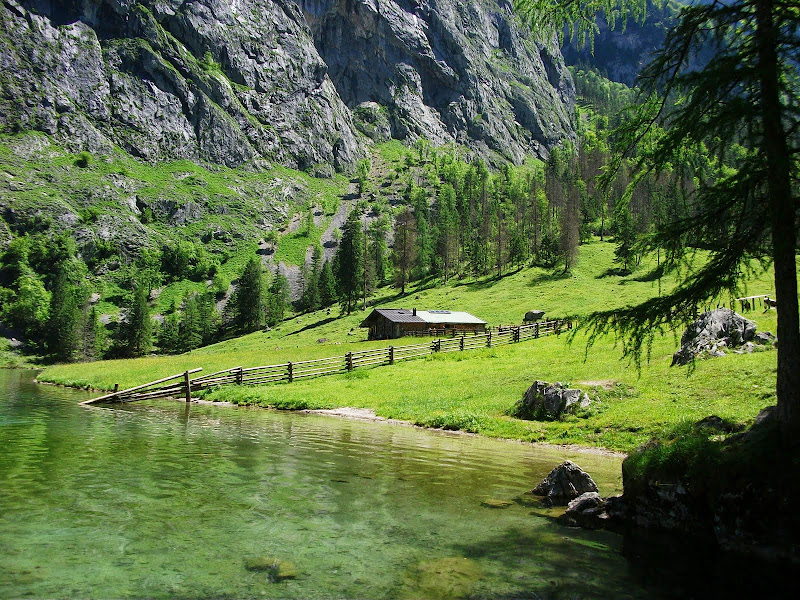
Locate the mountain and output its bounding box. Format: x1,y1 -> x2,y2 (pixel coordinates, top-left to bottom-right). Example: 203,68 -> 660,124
561,1 -> 676,86
0,0 -> 576,170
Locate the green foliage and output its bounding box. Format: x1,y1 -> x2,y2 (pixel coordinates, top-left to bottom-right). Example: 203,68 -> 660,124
266,271 -> 290,327
74,151 -> 91,168
335,209 -> 363,314
116,285 -> 152,358
232,258 -> 264,333
318,260 -> 337,308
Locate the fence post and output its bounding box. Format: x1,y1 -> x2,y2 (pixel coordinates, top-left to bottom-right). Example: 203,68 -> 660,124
346,352 -> 353,371
236,367 -> 243,385
389,346 -> 394,365
567,319 -> 573,330
555,321 -> 561,336
460,335 -> 465,351
513,327 -> 520,343
113,383 -> 119,399
287,361 -> 293,383
184,370 -> 191,403
535,323 -> 539,338
434,339 -> 441,352
487,331 -> 492,348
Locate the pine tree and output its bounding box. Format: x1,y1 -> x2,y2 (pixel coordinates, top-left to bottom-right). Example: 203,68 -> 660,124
318,260 -> 337,308
233,257 -> 264,333
266,271 -> 291,327
179,294 -> 203,352
47,265 -> 81,362
519,0 -> 800,434
335,210 -> 363,314
302,245 -> 323,311
159,307 -> 180,354
122,284 -> 152,358
613,203 -> 636,274
392,209 -> 417,295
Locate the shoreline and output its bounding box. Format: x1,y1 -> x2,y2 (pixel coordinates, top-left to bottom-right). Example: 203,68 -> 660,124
34,372 -> 626,458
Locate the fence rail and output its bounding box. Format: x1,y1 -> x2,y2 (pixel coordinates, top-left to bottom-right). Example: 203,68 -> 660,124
80,319 -> 572,405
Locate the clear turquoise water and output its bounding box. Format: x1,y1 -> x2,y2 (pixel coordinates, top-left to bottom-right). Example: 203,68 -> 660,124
0,370 -> 715,599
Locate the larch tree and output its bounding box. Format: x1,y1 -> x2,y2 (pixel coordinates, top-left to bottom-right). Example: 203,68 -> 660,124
516,0 -> 800,438
393,208 -> 417,295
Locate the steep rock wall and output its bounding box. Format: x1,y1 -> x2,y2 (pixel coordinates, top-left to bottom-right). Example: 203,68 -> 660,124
0,0 -> 575,169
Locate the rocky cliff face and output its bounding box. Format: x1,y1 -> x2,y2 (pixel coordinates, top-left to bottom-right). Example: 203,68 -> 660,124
302,0 -> 575,163
0,0 -> 574,169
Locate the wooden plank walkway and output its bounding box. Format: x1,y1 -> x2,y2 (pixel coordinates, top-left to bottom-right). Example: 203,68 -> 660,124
80,319 -> 572,405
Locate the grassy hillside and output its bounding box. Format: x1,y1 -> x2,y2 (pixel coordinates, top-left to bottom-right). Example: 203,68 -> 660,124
40,239 -> 782,452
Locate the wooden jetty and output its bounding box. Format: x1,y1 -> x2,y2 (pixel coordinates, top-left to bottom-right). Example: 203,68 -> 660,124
80,319 -> 572,406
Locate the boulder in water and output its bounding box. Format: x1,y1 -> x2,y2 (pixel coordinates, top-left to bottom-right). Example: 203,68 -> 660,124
532,461 -> 599,506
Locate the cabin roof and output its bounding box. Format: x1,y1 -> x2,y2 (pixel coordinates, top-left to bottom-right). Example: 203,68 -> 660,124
360,309 -> 486,327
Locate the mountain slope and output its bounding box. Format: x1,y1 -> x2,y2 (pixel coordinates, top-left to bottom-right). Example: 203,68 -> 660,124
0,0 -> 575,170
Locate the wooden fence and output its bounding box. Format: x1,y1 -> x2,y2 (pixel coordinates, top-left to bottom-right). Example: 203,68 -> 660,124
80,319 -> 571,406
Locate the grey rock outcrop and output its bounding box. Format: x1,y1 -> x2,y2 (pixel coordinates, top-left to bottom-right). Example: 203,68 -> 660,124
303,0 -> 575,164
672,308 -> 767,366
532,461 -> 598,506
513,380 -> 592,421
0,0 -> 363,170
1,0 -> 575,169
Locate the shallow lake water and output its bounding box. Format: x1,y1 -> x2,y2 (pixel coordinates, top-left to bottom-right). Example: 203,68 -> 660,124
0,370 -> 780,599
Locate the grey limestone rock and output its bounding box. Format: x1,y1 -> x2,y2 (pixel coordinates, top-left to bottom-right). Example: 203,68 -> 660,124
1,0 -> 575,169
0,0 -> 364,170
532,461 -> 599,506
524,310 -> 546,322
672,308 -> 761,366
564,491 -> 608,529
514,380 -> 592,421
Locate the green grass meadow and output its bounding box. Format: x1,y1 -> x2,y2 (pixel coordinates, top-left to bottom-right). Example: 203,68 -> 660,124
39,239 -> 782,453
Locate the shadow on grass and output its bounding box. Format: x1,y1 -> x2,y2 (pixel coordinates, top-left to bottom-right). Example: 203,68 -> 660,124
285,316 -> 339,337
632,265 -> 664,282
528,269 -> 571,286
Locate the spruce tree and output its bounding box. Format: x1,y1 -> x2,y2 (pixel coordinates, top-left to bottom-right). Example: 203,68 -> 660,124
47,265 -> 81,362
266,271 -> 291,327
318,260 -> 337,308
179,294 -> 203,352
234,257 -> 264,333
335,210 -> 363,314
123,285 -> 152,358
159,305 -> 180,354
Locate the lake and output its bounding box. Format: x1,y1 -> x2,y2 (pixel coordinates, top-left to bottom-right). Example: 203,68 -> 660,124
0,370 -> 776,599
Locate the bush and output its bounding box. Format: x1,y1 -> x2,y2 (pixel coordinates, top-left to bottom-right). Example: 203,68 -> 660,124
74,152 -> 92,168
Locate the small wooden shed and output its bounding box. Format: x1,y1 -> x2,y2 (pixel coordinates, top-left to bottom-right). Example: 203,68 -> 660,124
360,308 -> 487,340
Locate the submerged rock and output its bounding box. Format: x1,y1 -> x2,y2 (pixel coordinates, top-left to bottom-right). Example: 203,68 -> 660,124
402,557 -> 481,599
244,557 -> 297,581
532,461 -> 599,506
481,499 -> 513,509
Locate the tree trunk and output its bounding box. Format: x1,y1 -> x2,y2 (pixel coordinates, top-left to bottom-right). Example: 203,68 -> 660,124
756,0 -> 800,439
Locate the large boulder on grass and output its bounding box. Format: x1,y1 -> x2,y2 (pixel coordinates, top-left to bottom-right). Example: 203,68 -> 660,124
512,381 -> 592,421
532,461 -> 599,506
672,308 -> 758,366
524,310 -> 546,322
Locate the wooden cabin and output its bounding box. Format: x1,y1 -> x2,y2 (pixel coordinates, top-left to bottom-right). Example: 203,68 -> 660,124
360,309 -> 487,340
